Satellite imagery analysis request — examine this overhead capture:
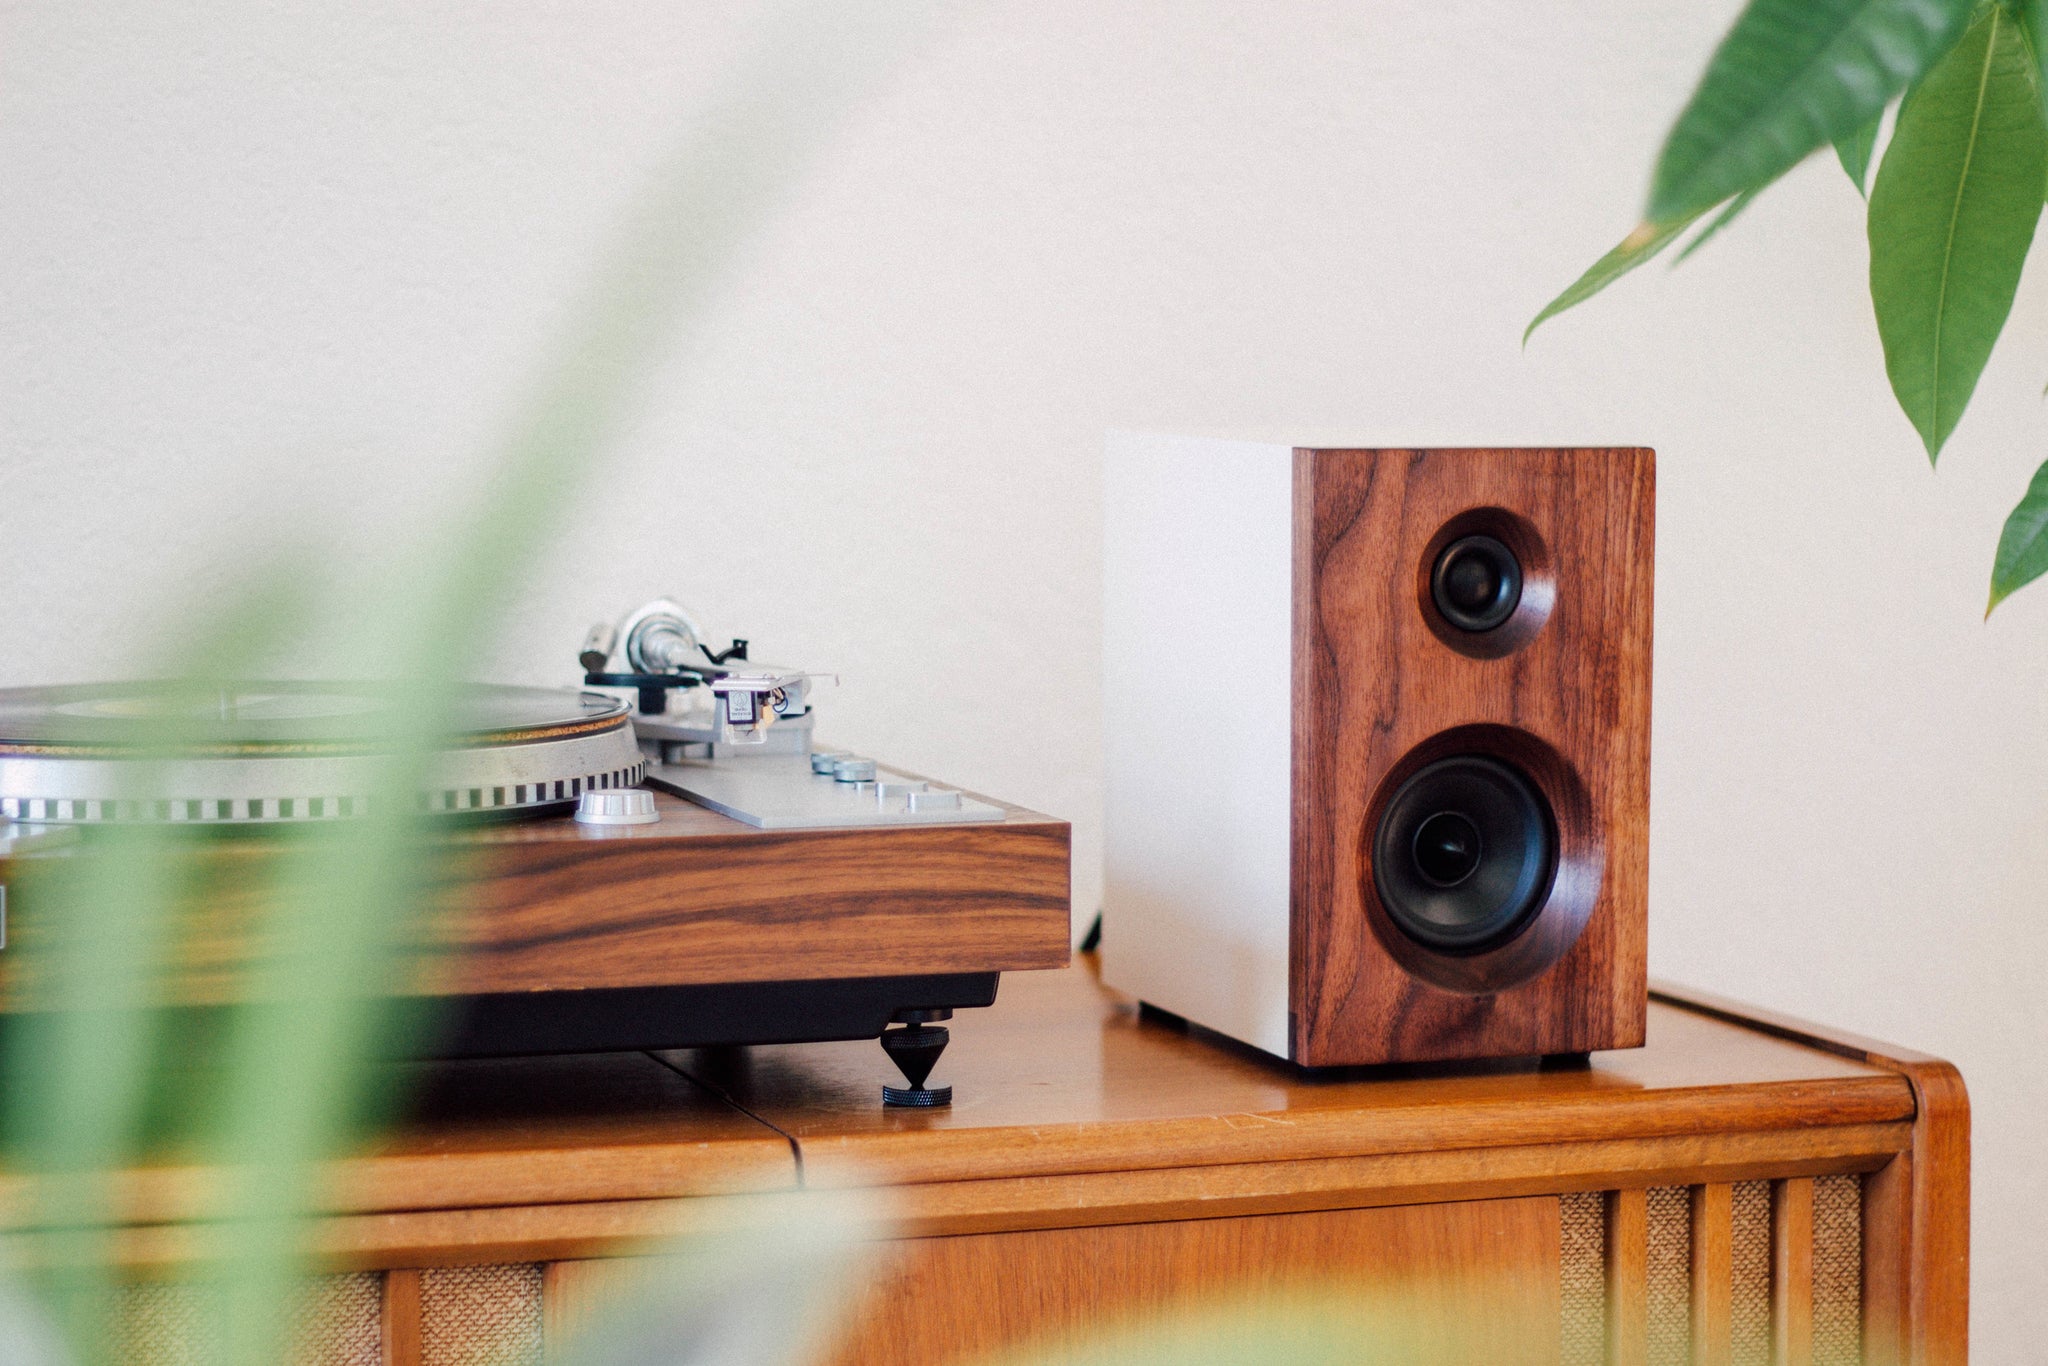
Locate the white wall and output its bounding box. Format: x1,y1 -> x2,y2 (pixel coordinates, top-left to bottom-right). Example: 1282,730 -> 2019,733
4,0 -> 2043,1352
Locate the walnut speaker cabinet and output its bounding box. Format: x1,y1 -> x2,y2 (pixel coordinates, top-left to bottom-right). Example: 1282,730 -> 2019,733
1101,434 -> 1653,1066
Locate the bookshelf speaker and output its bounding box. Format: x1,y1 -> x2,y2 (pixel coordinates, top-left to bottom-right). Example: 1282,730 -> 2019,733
1102,435 -> 1653,1065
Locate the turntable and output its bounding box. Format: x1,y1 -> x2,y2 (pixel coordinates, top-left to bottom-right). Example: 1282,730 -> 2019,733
0,602 -> 1072,1106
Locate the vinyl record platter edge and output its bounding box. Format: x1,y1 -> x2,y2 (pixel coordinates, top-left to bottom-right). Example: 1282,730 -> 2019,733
0,680 -> 646,825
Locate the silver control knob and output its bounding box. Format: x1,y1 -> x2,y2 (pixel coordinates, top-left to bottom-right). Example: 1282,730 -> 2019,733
832,758 -> 877,782
810,751 -> 846,775
575,789 -> 660,825
876,779 -> 928,803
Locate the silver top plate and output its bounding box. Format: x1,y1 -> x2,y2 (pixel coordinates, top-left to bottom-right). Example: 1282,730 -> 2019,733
647,751 -> 1006,829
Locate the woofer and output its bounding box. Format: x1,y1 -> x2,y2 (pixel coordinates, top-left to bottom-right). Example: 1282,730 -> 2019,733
1373,754 -> 1556,952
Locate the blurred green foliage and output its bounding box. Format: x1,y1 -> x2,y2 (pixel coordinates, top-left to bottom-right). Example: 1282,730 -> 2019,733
0,6 -> 923,1361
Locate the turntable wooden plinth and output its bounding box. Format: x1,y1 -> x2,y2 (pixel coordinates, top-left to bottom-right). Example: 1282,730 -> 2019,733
0,788 -> 1071,1009
426,789 -> 1070,996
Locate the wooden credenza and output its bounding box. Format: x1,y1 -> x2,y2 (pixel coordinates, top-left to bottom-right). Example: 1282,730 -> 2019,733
77,960 -> 1966,1365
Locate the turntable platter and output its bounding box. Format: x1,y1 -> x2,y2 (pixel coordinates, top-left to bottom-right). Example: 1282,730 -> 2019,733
0,682 -> 643,825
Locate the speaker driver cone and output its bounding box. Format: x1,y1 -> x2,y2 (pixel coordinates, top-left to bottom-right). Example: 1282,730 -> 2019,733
1431,534 -> 1522,632
1373,754 -> 1555,952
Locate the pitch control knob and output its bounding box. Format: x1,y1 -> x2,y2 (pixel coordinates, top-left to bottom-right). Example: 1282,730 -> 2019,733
575,789 -> 660,826
875,779 -> 927,802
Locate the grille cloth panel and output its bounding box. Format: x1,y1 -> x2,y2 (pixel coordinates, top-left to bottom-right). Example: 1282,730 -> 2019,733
1644,1185 -> 1692,1366
294,1274 -> 383,1366
1814,1174 -> 1863,1366
1729,1180 -> 1771,1366
1558,1177 -> 1866,1366
110,1272 -> 380,1366
422,1263 -> 544,1366
113,1281 -> 218,1366
1559,1191 -> 1605,1366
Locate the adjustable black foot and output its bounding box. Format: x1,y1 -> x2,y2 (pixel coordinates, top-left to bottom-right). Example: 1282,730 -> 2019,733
881,1081 -> 952,1107
880,1010 -> 952,1107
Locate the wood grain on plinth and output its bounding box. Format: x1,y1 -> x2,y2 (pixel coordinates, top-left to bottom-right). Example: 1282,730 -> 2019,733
431,792 -> 1070,993
0,790 -> 1070,1006
1290,447 -> 1654,1065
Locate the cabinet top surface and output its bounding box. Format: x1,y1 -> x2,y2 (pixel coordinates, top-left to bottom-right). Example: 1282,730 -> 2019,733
360,960 -> 1911,1209
27,958 -> 1918,1230
647,959 -> 1913,1189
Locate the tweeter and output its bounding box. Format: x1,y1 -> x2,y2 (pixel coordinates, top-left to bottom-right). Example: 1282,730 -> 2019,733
1431,536 -> 1522,633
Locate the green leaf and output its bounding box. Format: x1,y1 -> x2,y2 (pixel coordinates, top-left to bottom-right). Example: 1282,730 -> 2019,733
1870,5 -> 2048,460
1649,0 -> 1975,223
2023,0 -> 2048,120
1835,115 -> 1881,194
1988,456 -> 2048,613
1524,215 -> 1703,341
1675,187 -> 1762,262
2021,0 -> 2048,196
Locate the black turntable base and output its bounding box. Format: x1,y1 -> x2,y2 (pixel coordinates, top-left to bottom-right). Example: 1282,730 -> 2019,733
434,972 -> 998,1058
